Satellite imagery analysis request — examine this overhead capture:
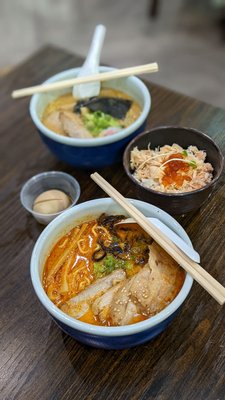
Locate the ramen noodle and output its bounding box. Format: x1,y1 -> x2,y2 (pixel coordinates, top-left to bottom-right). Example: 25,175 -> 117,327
43,214 -> 185,326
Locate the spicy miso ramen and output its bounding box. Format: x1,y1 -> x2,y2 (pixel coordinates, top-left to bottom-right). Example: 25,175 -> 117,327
42,87 -> 141,139
43,214 -> 185,326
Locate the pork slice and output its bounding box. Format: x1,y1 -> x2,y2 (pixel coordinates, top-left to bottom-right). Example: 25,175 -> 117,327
61,269 -> 126,319
110,267 -> 150,326
146,242 -> 181,311
70,269 -> 126,305
92,284 -> 122,323
60,111 -> 92,138
61,301 -> 89,319
110,242 -> 182,325
43,111 -> 64,135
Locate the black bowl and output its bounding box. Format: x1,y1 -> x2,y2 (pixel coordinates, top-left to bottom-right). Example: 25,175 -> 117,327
123,126 -> 224,214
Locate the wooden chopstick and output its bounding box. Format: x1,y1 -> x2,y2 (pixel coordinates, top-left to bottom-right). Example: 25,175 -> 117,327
91,172 -> 225,305
11,62 -> 158,99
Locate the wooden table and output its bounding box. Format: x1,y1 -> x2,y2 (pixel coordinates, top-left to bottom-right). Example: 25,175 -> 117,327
1,46 -> 224,400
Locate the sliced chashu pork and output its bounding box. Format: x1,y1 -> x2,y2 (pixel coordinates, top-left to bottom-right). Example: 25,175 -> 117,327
61,269 -> 126,319
109,242 -> 182,325
43,111 -> 65,135
60,111 -> 92,138
92,284 -> 123,323
109,266 -> 152,326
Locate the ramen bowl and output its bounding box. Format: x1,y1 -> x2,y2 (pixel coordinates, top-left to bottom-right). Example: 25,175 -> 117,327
31,198 -> 193,350
123,126 -> 224,214
30,67 -> 151,169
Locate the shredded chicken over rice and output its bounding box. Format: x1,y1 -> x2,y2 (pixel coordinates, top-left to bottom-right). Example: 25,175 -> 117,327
130,143 -> 213,193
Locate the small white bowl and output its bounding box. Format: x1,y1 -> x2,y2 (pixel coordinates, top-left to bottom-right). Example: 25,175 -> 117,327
20,171 -> 80,225
30,198 -> 193,349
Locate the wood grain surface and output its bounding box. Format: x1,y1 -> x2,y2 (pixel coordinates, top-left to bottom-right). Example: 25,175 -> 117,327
0,46 -> 224,400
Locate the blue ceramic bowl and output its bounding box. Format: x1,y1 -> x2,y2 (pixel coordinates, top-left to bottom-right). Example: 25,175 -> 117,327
30,198 -> 193,350
29,67 -> 151,169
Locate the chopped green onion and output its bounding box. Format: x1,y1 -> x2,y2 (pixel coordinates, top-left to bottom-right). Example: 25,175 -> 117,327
189,160 -> 197,169
94,254 -> 132,278
82,111 -> 122,136
182,150 -> 188,156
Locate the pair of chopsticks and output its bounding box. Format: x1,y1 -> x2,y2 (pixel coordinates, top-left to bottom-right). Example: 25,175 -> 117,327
11,62 -> 158,99
91,172 -> 225,305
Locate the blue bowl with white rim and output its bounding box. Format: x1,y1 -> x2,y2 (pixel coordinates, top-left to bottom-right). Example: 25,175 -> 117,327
29,67 -> 151,169
30,198 -> 193,349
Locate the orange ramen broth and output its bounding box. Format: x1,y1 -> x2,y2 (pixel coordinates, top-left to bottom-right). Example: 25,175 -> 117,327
43,217 -> 185,326
43,217 -> 152,326
43,220 -> 97,306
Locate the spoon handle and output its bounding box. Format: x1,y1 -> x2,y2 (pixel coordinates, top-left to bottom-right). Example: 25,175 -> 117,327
83,25 -> 106,69
150,218 -> 200,263
73,24 -> 106,98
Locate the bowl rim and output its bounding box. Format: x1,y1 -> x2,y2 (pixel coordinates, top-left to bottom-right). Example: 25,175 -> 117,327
123,125 -> 224,198
30,197 -> 193,337
20,171 -> 81,217
29,66 -> 151,148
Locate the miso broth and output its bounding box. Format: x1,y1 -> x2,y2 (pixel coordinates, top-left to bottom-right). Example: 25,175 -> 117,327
42,88 -> 141,139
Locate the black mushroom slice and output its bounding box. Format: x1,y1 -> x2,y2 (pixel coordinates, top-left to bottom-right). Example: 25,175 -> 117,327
135,249 -> 150,266
92,248 -> 106,262
74,97 -> 132,119
99,239 -> 123,255
97,213 -> 126,234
